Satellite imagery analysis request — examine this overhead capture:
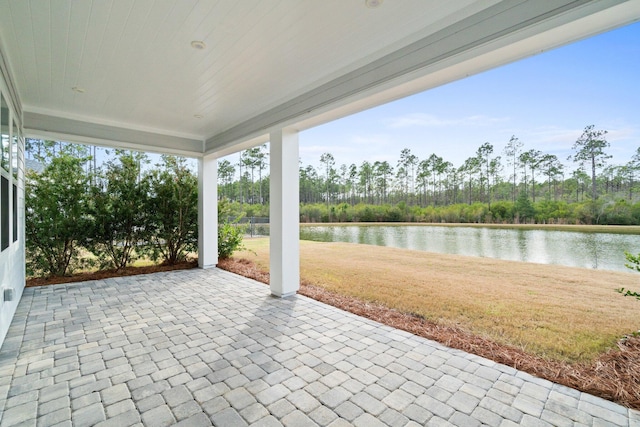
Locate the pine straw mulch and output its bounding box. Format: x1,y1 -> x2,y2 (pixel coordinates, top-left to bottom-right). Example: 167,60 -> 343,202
218,257 -> 640,411
25,260 -> 199,287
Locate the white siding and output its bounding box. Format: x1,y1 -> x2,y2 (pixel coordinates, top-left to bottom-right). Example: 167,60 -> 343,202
0,60 -> 25,348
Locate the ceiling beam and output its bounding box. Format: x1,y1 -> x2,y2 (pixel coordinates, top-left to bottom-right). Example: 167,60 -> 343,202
24,112 -> 204,157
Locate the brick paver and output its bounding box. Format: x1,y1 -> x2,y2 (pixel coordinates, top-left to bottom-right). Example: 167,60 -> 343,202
0,268 -> 638,426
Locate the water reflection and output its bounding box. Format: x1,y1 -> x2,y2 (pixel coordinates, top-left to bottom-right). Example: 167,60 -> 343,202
299,225 -> 640,272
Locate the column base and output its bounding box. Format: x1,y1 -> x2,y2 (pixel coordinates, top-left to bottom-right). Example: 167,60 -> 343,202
271,290 -> 298,298
198,263 -> 217,270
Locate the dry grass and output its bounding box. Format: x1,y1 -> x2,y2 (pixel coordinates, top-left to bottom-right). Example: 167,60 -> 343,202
236,237 -> 639,363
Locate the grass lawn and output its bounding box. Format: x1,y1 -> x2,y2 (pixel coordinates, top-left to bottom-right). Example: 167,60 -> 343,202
236,237 -> 640,363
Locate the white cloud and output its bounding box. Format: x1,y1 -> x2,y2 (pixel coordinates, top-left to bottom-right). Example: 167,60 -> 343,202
607,127 -> 637,142
300,144 -> 353,157
385,113 -> 450,128
521,124 -> 637,148
384,113 -> 509,129
524,127 -> 582,146
350,134 -> 392,146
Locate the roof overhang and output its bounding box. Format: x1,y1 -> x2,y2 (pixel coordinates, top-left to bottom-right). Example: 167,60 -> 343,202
0,0 -> 638,158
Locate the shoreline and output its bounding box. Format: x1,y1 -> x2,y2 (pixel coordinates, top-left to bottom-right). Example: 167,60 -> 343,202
299,222 -> 640,235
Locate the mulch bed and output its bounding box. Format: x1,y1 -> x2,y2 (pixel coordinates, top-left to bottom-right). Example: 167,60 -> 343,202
218,257 -> 640,411
25,260 -> 199,287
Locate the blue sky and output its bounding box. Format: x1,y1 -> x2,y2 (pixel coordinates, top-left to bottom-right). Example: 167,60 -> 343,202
298,22 -> 640,172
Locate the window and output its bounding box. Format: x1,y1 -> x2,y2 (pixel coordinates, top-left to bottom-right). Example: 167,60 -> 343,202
0,93 -> 8,250
12,120 -> 18,179
1,176 -> 8,250
11,120 -> 19,242
13,184 -> 17,243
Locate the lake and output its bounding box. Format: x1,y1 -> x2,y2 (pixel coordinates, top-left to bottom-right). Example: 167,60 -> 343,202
299,225 -> 640,272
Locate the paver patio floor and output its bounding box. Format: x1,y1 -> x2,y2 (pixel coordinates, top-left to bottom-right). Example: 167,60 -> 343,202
0,268 -> 638,426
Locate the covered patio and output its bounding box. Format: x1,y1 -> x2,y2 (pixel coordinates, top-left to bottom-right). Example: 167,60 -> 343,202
1,269 -> 637,426
2,1 -> 640,425
1,1 -> 640,337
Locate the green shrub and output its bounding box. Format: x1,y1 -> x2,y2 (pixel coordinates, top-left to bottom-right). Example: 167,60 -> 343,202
218,198 -> 246,259
145,156 -> 198,265
25,152 -> 92,277
617,251 -> 640,301
218,221 -> 246,259
86,151 -> 151,270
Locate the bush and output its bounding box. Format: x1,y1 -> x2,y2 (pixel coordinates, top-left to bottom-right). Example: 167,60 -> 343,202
86,151 -> 151,270
25,142 -> 256,274
25,152 -> 92,277
145,156 -> 198,264
218,221 -> 245,259
625,251 -> 640,273
601,200 -> 635,225
514,193 -> 535,223
383,206 -> 403,222
617,252 -> 640,301
218,198 -> 246,259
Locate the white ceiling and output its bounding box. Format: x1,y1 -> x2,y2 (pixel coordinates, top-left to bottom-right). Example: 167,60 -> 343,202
0,0 -> 639,157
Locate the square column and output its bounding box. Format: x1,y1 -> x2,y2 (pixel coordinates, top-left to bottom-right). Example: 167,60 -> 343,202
198,154 -> 218,269
270,129 -> 300,297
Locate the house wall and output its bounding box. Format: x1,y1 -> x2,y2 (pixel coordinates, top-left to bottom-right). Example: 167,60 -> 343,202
0,55 -> 24,348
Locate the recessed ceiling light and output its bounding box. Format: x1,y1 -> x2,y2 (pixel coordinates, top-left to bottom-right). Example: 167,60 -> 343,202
194,114 -> 203,119
365,0 -> 383,8
71,86 -> 85,93
191,41 -> 206,50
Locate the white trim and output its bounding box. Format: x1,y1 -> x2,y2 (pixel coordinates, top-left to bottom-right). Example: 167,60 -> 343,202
24,107 -> 203,141
0,35 -> 22,125
204,133 -> 269,159
25,129 -> 204,159
24,112 -> 205,158
0,78 -> 25,349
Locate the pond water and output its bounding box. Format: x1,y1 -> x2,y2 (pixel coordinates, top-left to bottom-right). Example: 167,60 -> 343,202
299,225 -> 640,272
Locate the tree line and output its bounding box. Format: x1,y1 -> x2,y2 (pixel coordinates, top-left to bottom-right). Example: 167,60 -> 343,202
219,125 -> 640,224
23,124 -> 640,279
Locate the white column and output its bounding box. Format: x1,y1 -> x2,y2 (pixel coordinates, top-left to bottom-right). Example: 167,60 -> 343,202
198,154 -> 218,269
270,129 -> 300,297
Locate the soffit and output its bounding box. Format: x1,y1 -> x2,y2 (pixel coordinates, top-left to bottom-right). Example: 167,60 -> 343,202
0,0 -> 638,156
0,1 -> 490,140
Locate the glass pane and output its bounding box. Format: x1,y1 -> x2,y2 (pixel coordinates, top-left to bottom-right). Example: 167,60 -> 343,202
1,94 -> 9,172
1,175 -> 8,250
12,120 -> 18,179
18,139 -> 24,175
13,183 -> 17,242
